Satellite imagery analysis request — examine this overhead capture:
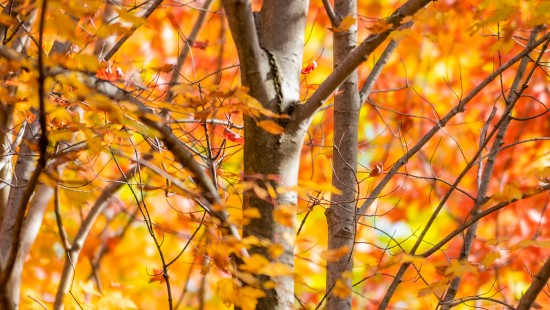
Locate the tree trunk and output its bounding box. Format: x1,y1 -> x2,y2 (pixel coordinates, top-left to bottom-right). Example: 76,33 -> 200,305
222,0 -> 309,308
326,1 -> 359,309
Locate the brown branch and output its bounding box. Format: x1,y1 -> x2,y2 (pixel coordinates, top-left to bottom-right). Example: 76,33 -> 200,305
0,0 -> 49,307
103,0 -> 164,61
516,257 -> 550,310
165,0 -> 214,102
220,0 -> 270,103
297,0 -> 432,122
321,0 -> 339,26
358,21 -> 412,103
375,31 -> 550,310
54,165 -> 140,309
357,31 -> 550,217
441,27 -> 544,307
418,184 -> 550,258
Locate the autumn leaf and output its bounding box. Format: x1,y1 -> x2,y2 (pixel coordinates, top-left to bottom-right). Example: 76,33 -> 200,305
235,286 -> 266,310
0,13 -> 16,26
332,279 -> 352,299
301,60 -> 317,74
148,269 -> 166,284
96,63 -> 124,81
239,254 -> 270,274
97,291 -> 138,309
149,64 -> 174,73
257,120 -> 285,135
321,246 -> 350,262
273,205 -> 294,227
367,19 -> 392,34
222,127 -> 245,144
217,278 -> 236,306
330,15 -> 356,32
369,162 -> 383,177
418,281 -> 449,297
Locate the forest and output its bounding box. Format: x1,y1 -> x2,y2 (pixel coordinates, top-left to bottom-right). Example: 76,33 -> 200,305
0,0 -> 549,309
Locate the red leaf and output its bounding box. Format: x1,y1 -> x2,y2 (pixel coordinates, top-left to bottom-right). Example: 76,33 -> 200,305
222,128 -> 244,144
301,60 -> 317,74
191,39 -> 209,49
369,162 -> 383,177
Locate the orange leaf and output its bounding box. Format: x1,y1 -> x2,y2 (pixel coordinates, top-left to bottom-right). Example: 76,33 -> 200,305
148,268 -> 166,284
96,62 -> 124,81
149,64 -> 174,73
273,205 -> 294,227
257,120 -> 285,135
321,246 -> 350,262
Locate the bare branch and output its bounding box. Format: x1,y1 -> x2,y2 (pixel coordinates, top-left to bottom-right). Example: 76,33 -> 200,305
321,0 -> 339,27
516,257 -> 550,310
103,0 -> 164,61
54,165 -> 140,309
165,0 -> 214,102
297,0 -> 432,121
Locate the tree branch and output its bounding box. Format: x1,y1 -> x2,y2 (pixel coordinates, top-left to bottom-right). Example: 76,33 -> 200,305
103,0 -> 164,61
296,0 -> 431,122
516,256 -> 550,310
54,165 -> 140,309
165,0 -> 214,102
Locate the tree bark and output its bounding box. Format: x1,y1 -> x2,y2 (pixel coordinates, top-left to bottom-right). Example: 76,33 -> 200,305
222,0 -> 309,308
325,1 -> 359,310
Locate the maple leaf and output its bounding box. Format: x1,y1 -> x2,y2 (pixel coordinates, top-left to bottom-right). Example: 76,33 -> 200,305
235,286 -> 266,310
273,205 -> 294,227
217,278 -> 236,306
329,15 -> 356,32
321,246 -> 350,262
96,63 -> 124,82
148,269 -> 166,284
332,279 -> 352,299
301,60 -> 317,74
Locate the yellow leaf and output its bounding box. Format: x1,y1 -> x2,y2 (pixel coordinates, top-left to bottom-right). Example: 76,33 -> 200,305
217,278 -> 236,306
321,246 -> 350,262
330,15 -> 356,32
536,167 -> 550,183
97,291 -> 138,309
332,279 -> 352,298
441,261 -> 478,278
239,254 -> 270,274
273,205 -> 295,227
418,281 -> 449,297
268,244 -> 285,259
257,120 -> 285,135
243,208 -> 262,220
78,281 -> 101,296
262,262 -> 293,277
117,8 -> 146,26
502,182 -> 522,202
235,286 -> 266,310
482,251 -> 500,267
367,19 -> 392,34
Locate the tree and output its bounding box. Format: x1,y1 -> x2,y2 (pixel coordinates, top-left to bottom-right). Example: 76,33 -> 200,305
0,0 -> 549,309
